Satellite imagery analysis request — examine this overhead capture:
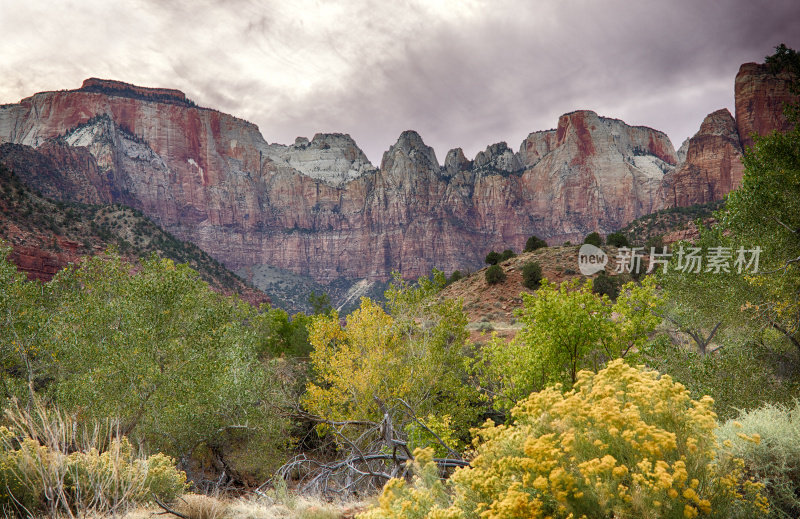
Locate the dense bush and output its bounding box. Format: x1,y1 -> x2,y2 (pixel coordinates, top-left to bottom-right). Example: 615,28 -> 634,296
521,261 -> 542,289
0,403 -> 186,517
642,335 -> 798,420
485,251 -> 501,265
484,264 -> 506,284
0,246 -> 291,483
499,249 -> 516,261
584,231 -> 603,247
447,270 -> 464,284
717,400 -> 800,519
524,235 -> 548,252
606,231 -> 629,247
362,361 -> 770,519
592,271 -> 619,299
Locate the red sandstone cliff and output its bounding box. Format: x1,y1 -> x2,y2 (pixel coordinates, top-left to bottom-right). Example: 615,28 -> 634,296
735,62 -> 798,149
657,61 -> 797,209
0,67 -> 793,282
658,109 -> 744,207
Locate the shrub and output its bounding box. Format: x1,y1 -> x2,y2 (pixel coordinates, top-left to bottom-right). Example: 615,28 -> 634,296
716,400 -> 800,519
499,249 -> 516,262
363,361 -> 770,519
592,271 -> 618,299
0,402 -> 187,517
606,231 -> 629,248
524,235 -> 548,252
447,270 -> 464,284
485,264 -> 506,284
521,261 -> 542,289
485,251 -> 501,265
584,231 -> 603,247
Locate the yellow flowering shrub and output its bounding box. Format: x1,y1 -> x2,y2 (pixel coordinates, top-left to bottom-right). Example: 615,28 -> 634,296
360,360 -> 769,519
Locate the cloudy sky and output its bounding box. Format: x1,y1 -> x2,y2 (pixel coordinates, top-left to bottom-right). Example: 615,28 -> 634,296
1,0 -> 799,163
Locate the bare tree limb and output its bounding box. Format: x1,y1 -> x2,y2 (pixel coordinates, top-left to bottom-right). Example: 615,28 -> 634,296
152,494 -> 189,519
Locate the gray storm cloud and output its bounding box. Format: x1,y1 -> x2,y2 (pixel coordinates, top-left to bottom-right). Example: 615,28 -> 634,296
0,0 -> 798,163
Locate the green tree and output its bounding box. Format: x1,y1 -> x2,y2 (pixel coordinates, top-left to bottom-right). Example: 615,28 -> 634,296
606,231 -> 629,248
308,290 -> 333,315
480,277 -> 661,408
584,231 -> 603,247
521,261 -> 542,290
0,243 -> 58,407
447,270 -> 464,284
524,235 -> 548,252
484,251 -> 501,265
46,253 -> 287,461
499,249 -> 516,261
592,271 -> 618,300
252,306 -> 312,357
484,264 -> 506,284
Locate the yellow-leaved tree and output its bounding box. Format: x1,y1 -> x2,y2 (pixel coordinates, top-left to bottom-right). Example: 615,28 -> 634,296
303,271 -> 481,456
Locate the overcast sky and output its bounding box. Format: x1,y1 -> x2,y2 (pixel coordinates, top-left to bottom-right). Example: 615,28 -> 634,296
1,0 -> 799,164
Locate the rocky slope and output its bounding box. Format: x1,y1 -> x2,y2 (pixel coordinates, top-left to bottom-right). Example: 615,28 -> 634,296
0,62 -> 794,284
0,159 -> 267,304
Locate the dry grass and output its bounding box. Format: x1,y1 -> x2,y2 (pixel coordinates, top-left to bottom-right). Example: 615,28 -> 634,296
176,494 -> 229,519
113,493 -> 368,519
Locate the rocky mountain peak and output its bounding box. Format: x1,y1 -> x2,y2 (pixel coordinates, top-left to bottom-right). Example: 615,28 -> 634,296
444,147 -> 471,176
472,141 -> 521,175
698,108 -> 740,142
380,130 -> 439,174
268,132 -> 376,187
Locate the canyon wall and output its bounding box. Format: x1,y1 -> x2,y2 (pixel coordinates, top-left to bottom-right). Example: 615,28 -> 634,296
0,64 -> 795,282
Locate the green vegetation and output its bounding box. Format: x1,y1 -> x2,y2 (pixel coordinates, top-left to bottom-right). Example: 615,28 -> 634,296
717,400 -> 800,519
447,269 -> 464,284
478,277 -> 661,408
617,200 -> 722,246
499,248 -> 516,261
0,43 -> 798,517
484,264 -> 506,284
583,231 -> 602,247
524,235 -> 548,252
521,260 -> 542,289
0,244 -> 300,489
606,231 -> 629,247
592,271 -> 619,299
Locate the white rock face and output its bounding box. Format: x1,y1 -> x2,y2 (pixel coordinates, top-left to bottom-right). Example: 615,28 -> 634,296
676,138 -> 690,164
473,142 -> 521,175
264,133 -> 376,187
